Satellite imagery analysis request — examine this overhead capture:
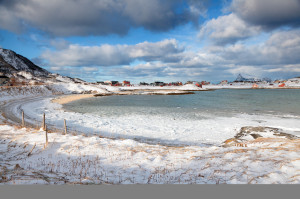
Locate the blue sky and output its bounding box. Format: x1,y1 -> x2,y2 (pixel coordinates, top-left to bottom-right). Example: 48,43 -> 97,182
1,0 -> 300,83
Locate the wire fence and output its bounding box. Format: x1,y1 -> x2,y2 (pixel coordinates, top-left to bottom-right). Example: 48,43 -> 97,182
12,109 -> 119,141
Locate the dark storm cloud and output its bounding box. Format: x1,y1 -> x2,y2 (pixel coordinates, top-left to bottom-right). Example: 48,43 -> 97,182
231,0 -> 300,29
0,0 -> 206,36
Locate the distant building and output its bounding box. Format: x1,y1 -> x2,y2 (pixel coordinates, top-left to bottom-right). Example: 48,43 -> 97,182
0,75 -> 9,85
103,81 -> 120,86
201,81 -> 210,85
252,83 -> 259,88
168,82 -> 182,86
195,82 -> 202,88
139,82 -> 149,86
220,80 -> 228,85
278,83 -> 285,87
123,80 -> 130,86
104,81 -> 112,84
111,81 -> 120,86
274,80 -> 286,84
154,81 -> 165,86
185,81 -> 195,85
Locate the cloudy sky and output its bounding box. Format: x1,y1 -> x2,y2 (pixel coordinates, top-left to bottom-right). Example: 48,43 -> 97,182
1,0 -> 300,83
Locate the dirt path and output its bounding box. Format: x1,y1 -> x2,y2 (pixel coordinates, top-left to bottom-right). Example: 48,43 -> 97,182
1,95 -> 55,129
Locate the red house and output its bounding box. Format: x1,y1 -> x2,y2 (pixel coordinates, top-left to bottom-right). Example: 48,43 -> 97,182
123,80 -> 130,86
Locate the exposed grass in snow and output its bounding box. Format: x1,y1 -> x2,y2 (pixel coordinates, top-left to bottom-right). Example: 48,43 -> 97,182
0,124 -> 299,184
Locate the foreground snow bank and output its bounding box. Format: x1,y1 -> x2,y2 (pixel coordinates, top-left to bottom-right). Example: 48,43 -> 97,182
0,124 -> 299,184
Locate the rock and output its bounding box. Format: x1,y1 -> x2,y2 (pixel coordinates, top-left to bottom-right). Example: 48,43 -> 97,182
222,126 -> 299,147
235,126 -> 298,140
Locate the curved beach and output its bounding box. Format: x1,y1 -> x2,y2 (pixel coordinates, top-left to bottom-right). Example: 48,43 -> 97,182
51,94 -> 95,105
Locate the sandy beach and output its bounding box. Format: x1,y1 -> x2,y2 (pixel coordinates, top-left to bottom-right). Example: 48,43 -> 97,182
51,89 -> 199,105
51,94 -> 95,105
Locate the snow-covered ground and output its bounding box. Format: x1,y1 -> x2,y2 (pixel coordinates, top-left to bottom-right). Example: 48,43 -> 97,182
1,83 -> 300,184
0,124 -> 299,184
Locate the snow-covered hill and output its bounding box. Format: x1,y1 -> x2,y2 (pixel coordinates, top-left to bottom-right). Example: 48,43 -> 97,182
0,48 -> 49,77
0,48 -> 88,85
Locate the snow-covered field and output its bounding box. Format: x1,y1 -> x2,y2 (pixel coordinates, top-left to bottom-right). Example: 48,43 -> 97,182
1,83 -> 300,184
1,124 -> 299,184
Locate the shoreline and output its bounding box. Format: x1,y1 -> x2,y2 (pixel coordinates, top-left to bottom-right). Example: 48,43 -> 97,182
51,86 -> 300,105
51,89 -> 203,105
51,94 -> 95,105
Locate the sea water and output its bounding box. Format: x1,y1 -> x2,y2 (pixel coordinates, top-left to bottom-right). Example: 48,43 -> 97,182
56,89 -> 300,145
63,89 -> 300,119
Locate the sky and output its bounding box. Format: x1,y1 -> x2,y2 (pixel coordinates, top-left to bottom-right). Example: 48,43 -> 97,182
0,0 -> 300,83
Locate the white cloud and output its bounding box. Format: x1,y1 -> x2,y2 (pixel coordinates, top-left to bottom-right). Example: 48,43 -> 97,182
42,30 -> 300,82
198,13 -> 261,45
82,67 -> 99,72
50,39 -> 70,50
41,39 -> 183,67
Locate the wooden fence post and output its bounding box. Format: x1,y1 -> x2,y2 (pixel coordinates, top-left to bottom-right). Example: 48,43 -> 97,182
44,125 -> 48,148
42,113 -> 45,130
22,111 -> 25,127
64,119 -> 67,135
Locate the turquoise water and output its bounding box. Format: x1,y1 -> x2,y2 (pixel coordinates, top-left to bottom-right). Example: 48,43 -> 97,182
63,89 -> 300,119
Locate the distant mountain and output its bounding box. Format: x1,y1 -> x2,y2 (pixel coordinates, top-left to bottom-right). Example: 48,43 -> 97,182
234,74 -> 264,82
235,74 -> 247,82
0,48 -> 50,77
